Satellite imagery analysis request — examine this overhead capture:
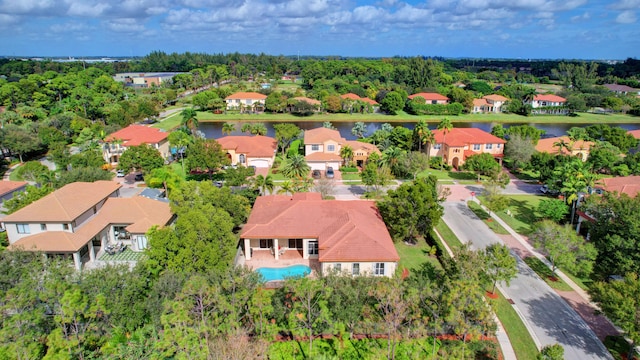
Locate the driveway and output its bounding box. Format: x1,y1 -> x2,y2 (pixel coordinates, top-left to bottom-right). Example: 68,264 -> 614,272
443,201 -> 612,360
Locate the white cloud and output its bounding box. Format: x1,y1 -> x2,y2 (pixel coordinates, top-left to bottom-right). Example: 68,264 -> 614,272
50,21 -> 91,33
616,10 -> 637,23
610,0 -> 640,10
571,12 -> 590,22
105,18 -> 146,33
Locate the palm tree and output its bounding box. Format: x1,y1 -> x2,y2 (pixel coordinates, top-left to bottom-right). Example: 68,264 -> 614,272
553,138 -> 573,155
437,117 -> 453,169
180,108 -> 199,134
414,119 -> 429,152
381,146 -> 404,170
340,145 -> 353,166
277,180 -> 294,195
222,122 -> 236,135
253,174 -> 274,195
280,154 -> 311,179
423,129 -> 435,169
251,123 -> 268,136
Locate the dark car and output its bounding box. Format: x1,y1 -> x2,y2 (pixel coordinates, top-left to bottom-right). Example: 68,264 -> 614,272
312,170 -> 321,179
134,173 -> 144,182
325,167 -> 334,179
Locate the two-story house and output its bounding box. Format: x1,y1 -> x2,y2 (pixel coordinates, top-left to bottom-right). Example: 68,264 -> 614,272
429,128 -> 506,168
530,94 -> 567,108
535,136 -> 594,161
217,135 -> 277,169
237,193 -> 399,278
224,92 -> 268,112
408,92 -> 450,105
103,125 -> 170,165
3,181 -> 174,270
303,128 -> 381,171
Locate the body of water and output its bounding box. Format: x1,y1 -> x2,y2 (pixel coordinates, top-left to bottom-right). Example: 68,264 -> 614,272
200,120 -> 640,140
256,264 -> 311,282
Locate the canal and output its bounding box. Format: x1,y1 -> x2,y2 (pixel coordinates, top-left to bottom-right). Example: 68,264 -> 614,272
199,120 -> 640,140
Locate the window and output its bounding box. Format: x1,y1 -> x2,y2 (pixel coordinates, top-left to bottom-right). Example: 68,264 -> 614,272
136,235 -> 148,250
473,144 -> 481,151
431,100 -> 437,104
374,263 -> 385,276
327,144 -> 335,152
308,241 -> 318,255
485,144 -> 493,150
239,154 -> 246,164
40,224 -> 47,231
17,224 -> 30,234
62,224 -> 69,230
434,144 -> 442,150
334,263 -> 341,271
311,144 -> 319,151
352,263 -> 360,276
260,239 -> 273,249
497,144 -> 502,149
453,148 -> 460,153
289,239 -> 303,249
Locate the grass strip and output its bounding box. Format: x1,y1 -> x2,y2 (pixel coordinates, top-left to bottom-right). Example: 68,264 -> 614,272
487,290 -> 540,360
467,201 -> 510,235
523,257 -> 573,291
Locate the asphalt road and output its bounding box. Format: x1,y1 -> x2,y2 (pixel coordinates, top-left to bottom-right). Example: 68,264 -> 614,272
442,201 -> 612,360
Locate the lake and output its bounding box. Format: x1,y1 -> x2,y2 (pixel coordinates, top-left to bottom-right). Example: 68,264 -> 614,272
199,120 -> 640,140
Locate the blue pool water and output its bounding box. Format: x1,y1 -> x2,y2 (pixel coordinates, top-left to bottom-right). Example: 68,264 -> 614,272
256,265 -> 311,281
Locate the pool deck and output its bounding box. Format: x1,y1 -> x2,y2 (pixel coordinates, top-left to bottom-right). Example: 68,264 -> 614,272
243,249 -> 321,278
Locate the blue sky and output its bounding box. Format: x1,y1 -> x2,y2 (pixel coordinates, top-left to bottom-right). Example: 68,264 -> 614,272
0,0 -> 638,59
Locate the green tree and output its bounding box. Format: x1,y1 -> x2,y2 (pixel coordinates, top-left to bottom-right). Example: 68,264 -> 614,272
530,220 -> 597,276
185,138 -> 229,176
590,274 -> 640,360
380,91 -> 404,115
377,176 -> 445,244
280,154 -> 310,179
13,161 -> 51,182
285,277 -> 332,356
146,166 -> 184,195
504,134 -> 536,170
273,123 -> 301,156
536,199 -> 570,222
507,125 -> 544,145
167,129 -> 192,170
3,185 -> 53,214
180,107 -> 199,134
253,174 -> 274,195
351,121 -> 367,139
491,124 -> 507,139
483,244 -> 517,295
413,119 -> 429,152
55,167 -> 114,188
118,144 -> 164,173
222,122 -> 236,135
537,344 -> 565,360
340,144 -> 353,166
1,125 -> 42,162
462,153 -> 500,181
361,160 -> 392,195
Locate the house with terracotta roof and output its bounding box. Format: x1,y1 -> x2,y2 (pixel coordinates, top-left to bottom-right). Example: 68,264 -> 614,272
483,94 -> 509,113
535,136 -> 594,161
428,128 -> 506,168
224,92 -> 268,112
595,176 -> 640,198
237,193 -> 399,277
628,130 -> 640,153
340,93 -> 380,112
103,124 -> 170,165
472,98 -> 489,113
292,97 -> 322,111
216,135 -> 277,168
0,180 -> 27,205
408,92 -> 450,105
530,94 -> 566,108
303,127 -> 380,170
2,181 -> 174,270
344,141 -> 380,167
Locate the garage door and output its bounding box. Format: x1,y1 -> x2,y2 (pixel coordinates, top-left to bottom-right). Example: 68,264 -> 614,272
308,162 -> 325,171
249,159 -> 270,168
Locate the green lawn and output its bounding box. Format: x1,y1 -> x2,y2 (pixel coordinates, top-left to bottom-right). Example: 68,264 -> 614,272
395,240 -> 442,271
340,172 -> 361,181
492,195 -> 545,235
435,221 -> 463,250
152,110 -> 183,131
488,291 -> 540,360
170,162 -> 187,179
416,168 -> 481,182
523,257 -> 573,291
467,201 -> 510,235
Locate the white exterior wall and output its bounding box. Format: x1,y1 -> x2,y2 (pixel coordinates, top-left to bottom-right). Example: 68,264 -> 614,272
308,161 -> 340,171
248,157 -> 272,168
5,222 -> 72,244
321,261 -> 397,278
305,144 -> 324,156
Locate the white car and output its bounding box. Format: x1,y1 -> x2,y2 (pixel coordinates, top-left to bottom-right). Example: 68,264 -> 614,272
116,170 -> 125,178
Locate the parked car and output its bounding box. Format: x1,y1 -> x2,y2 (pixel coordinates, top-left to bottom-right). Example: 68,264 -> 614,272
134,173 -> 144,182
312,170 -> 321,179
539,185 -> 559,196
326,167 -> 334,179
116,170 -> 125,178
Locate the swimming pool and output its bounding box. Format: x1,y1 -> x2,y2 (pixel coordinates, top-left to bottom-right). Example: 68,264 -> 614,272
256,265 -> 311,282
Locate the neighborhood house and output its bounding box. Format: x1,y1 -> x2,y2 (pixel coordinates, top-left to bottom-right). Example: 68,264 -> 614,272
217,135 -> 277,169
237,193 -> 399,278
304,127 -> 380,171
224,92 -> 268,112
408,92 -> 450,104
3,181 -> 174,270
103,124 -> 170,165
535,136 -> 595,161
429,128 -> 506,168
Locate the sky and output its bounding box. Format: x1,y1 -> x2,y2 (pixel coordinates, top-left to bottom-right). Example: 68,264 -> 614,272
0,0 -> 639,60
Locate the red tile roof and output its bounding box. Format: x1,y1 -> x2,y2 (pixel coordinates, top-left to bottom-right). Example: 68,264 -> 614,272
305,152 -> 342,162
473,99 -> 488,107
217,135 -> 277,158
0,181 -> 27,197
293,96 -> 321,106
225,92 -> 267,100
533,94 -> 566,103
242,195 -> 399,262
628,129 -> 640,139
600,176 -> 640,198
432,128 -> 506,147
340,93 -> 362,100
359,97 -> 379,105
3,181 -> 121,223
535,136 -> 594,155
344,140 -> 380,154
408,92 -> 449,101
105,125 -> 168,146
304,127 -> 345,144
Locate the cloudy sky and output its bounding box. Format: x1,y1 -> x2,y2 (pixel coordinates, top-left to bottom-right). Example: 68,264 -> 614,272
1,0 -> 638,59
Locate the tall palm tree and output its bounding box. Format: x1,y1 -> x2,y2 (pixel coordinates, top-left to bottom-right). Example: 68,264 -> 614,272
553,138 -> 573,155
437,117 -> 453,169
381,146 -> 404,170
222,122 -> 236,135
280,154 -> 311,179
277,180 -> 294,195
253,174 -> 274,195
251,123 -> 268,136
423,129 -> 435,169
180,108 -> 199,134
340,145 -> 353,166
414,119 -> 429,152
